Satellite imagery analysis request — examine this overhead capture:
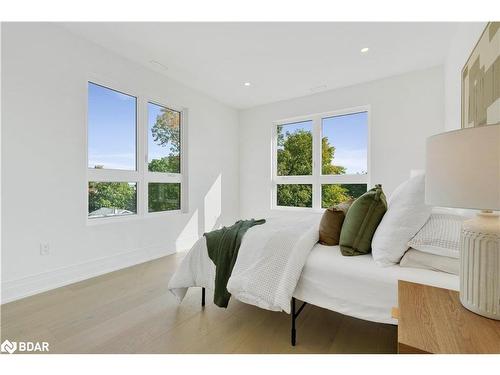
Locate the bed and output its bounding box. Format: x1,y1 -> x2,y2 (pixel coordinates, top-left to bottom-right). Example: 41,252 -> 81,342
169,170 -> 464,345
168,216 -> 459,345
294,243 -> 458,325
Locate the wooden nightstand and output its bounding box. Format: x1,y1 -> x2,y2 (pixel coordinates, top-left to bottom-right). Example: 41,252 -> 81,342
394,280 -> 500,354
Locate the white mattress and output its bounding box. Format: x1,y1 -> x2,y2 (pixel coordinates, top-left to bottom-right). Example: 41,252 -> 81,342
293,244 -> 459,325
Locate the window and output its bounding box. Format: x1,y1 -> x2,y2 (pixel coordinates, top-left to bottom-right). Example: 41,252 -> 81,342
148,102 -> 181,173
88,83 -> 137,170
87,81 -> 186,220
277,184 -> 313,208
273,108 -> 369,210
321,184 -> 367,208
147,102 -> 183,214
88,182 -> 137,218
148,183 -> 181,212
277,121 -> 312,176
321,112 -> 368,175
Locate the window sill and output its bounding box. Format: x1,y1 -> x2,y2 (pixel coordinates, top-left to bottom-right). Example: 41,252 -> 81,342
86,209 -> 185,226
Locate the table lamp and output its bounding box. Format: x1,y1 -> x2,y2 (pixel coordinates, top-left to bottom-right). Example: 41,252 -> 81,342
426,123 -> 500,320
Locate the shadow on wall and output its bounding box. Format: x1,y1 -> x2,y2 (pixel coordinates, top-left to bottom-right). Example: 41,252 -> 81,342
203,174 -> 222,232
175,174 -> 223,252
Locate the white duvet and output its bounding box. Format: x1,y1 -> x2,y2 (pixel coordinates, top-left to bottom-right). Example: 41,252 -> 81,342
168,213 -> 322,313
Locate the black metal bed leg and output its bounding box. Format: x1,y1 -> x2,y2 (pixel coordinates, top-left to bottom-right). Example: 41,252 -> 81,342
291,297 -> 296,346
291,297 -> 307,346
201,287 -> 206,307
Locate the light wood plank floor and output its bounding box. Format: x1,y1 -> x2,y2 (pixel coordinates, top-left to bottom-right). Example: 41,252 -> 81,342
1,253 -> 397,354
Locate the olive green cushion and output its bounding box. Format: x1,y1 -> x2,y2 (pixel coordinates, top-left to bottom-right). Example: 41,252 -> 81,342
339,184 -> 387,256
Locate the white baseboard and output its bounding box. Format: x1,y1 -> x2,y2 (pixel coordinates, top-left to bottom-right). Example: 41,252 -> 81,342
1,245 -> 176,304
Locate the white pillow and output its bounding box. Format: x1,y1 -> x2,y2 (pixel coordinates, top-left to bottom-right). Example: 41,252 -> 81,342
372,174 -> 432,266
407,213 -> 466,258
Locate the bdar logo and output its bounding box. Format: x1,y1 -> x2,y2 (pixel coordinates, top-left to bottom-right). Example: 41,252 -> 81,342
0,340 -> 49,353
1,340 -> 17,354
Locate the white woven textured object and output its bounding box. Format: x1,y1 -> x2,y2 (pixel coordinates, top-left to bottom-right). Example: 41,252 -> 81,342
227,213 -> 322,313
168,236 -> 215,301
407,213 -> 466,258
169,213 -> 322,313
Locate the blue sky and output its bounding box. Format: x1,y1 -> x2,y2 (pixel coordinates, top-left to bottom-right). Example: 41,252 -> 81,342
279,112 -> 367,174
88,83 -> 136,170
322,112 -> 368,174
88,83 -> 176,170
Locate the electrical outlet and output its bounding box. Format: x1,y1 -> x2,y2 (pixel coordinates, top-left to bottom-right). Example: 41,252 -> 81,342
40,243 -> 50,256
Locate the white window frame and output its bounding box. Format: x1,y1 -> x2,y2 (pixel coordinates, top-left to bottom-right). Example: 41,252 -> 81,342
86,76 -> 188,224
144,98 -> 188,217
271,105 -> 370,211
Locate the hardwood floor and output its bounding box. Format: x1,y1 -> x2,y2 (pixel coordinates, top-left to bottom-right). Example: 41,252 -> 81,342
0,253 -> 397,354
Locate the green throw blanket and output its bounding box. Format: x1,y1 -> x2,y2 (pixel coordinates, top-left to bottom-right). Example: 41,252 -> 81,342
204,219 -> 266,307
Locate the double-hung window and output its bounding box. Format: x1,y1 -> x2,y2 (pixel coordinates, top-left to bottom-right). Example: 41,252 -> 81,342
87,81 -> 186,220
272,107 -> 369,210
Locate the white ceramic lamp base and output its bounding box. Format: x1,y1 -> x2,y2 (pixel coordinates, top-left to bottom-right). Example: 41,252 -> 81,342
460,211 -> 500,320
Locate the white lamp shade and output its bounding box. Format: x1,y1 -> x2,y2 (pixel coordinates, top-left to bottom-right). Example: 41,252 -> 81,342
426,124 -> 500,210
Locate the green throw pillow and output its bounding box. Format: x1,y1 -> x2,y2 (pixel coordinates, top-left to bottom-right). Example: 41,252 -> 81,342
339,184 -> 387,256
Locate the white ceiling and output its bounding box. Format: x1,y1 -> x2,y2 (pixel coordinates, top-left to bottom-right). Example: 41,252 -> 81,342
61,22 -> 459,109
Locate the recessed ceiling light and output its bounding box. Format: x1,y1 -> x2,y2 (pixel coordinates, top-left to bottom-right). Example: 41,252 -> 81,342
244,82 -> 251,87
360,47 -> 369,53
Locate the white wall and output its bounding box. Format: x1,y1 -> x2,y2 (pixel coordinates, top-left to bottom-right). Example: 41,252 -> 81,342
1,23 -> 240,302
2,23 -> 485,303
239,66 -> 445,218
444,23 -> 486,131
